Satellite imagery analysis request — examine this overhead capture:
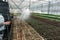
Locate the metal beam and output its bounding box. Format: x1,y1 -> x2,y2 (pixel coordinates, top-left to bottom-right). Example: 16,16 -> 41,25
10,0 -> 22,12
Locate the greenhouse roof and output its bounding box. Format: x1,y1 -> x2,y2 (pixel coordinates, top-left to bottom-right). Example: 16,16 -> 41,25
7,0 -> 60,13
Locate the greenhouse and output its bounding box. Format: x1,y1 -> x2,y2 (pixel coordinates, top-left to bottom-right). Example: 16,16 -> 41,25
0,0 -> 60,40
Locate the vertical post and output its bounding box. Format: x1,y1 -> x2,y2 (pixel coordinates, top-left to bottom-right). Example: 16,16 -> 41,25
48,1 -> 51,14
29,0 -> 31,10
41,4 -> 43,13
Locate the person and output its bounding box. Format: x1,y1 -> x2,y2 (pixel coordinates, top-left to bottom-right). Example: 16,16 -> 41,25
0,14 -> 10,40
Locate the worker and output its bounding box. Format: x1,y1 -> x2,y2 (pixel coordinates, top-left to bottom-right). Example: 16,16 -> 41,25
0,13 -> 10,40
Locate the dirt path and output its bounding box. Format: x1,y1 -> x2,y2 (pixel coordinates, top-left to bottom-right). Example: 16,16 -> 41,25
9,19 -> 44,40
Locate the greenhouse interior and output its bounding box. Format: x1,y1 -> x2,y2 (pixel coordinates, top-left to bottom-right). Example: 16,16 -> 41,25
0,0 -> 60,40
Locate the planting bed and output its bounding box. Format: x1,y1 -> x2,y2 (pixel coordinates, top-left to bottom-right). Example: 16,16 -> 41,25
26,13 -> 60,40
31,13 -> 60,26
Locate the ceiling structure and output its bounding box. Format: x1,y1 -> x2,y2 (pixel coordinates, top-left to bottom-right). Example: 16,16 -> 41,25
7,0 -> 48,13
6,0 -> 59,13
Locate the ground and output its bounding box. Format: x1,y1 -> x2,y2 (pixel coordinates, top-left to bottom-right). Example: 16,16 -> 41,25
26,14 -> 60,40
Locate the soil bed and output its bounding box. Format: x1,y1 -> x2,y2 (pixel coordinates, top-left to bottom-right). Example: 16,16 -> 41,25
26,17 -> 60,40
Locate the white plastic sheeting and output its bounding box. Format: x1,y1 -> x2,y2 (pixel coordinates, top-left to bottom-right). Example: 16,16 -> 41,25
7,0 -> 47,13
7,0 -> 60,15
